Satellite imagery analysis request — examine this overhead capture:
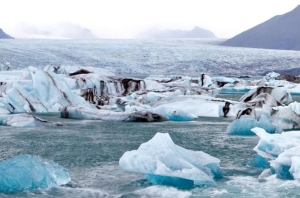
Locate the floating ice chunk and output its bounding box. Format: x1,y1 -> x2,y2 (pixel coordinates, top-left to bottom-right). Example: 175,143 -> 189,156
227,115 -> 256,135
0,62 -> 12,71
119,132 -> 222,188
227,115 -> 276,135
0,70 -> 31,80
211,77 -> 236,84
251,127 -> 300,159
2,67 -> 91,113
290,156 -> 300,180
288,101 -> 300,115
0,154 -> 70,192
145,92 -> 165,103
151,106 -> 197,121
247,93 -> 282,107
270,146 -> 300,180
144,79 -> 165,90
251,128 -> 300,180
199,74 -> 213,87
152,97 -> 221,118
240,86 -> 292,105
264,72 -> 280,81
60,105 -> 167,122
145,75 -> 182,83
247,154 -> 270,168
270,106 -> 300,130
287,84 -> 300,96
219,87 -> 252,94
1,114 -> 62,127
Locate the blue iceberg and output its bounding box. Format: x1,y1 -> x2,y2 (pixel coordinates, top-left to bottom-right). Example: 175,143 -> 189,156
119,132 -> 222,189
251,128 -> 300,180
247,154 -> 270,168
0,154 -> 70,192
227,115 -> 276,135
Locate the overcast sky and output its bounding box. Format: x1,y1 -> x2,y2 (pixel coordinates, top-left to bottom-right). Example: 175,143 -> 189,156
1,0 -> 300,38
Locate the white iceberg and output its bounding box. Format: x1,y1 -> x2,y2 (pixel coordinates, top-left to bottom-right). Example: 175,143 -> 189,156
270,106 -> 300,130
60,105 -> 168,122
251,127 -> 300,180
3,67 -> 91,113
0,154 -> 70,192
119,132 -> 222,188
0,114 -> 62,127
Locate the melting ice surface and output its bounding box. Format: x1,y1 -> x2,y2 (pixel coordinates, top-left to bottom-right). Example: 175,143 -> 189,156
119,132 -> 222,188
0,154 -> 70,192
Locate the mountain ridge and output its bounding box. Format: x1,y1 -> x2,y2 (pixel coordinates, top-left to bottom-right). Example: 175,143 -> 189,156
138,26 -> 216,38
220,5 -> 300,50
0,28 -> 14,39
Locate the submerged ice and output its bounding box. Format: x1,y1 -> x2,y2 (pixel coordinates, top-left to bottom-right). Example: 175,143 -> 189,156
0,154 -> 70,192
119,132 -> 222,188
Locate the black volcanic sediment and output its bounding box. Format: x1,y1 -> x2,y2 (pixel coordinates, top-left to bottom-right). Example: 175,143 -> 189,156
221,5 -> 300,50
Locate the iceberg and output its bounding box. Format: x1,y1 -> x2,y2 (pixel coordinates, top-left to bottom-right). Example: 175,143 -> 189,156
251,127 -> 300,180
239,86 -> 293,105
60,105 -> 168,122
270,106 -> 300,130
290,156 -> 300,180
3,67 -> 91,113
151,96 -> 232,118
247,153 -> 270,168
0,154 -> 70,192
119,132 -> 222,188
270,146 -> 300,180
246,93 -> 282,107
0,114 -> 62,127
227,115 -> 276,135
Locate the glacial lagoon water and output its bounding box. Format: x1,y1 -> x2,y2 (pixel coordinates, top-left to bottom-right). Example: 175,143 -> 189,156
1,107 -> 300,198
1,39 -> 300,197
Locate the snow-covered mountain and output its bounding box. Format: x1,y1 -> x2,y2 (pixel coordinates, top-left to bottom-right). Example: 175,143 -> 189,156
138,26 -> 216,38
221,5 -> 300,50
13,23 -> 97,39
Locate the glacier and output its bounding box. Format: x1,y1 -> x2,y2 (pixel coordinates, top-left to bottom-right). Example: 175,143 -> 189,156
119,132 -> 222,188
0,154 -> 70,192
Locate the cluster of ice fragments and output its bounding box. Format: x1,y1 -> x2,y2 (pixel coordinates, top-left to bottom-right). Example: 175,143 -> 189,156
249,127 -> 300,181
2,65 -> 300,189
1,66 -> 300,134
0,154 -> 70,192
0,65 -> 236,125
119,132 -> 222,188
